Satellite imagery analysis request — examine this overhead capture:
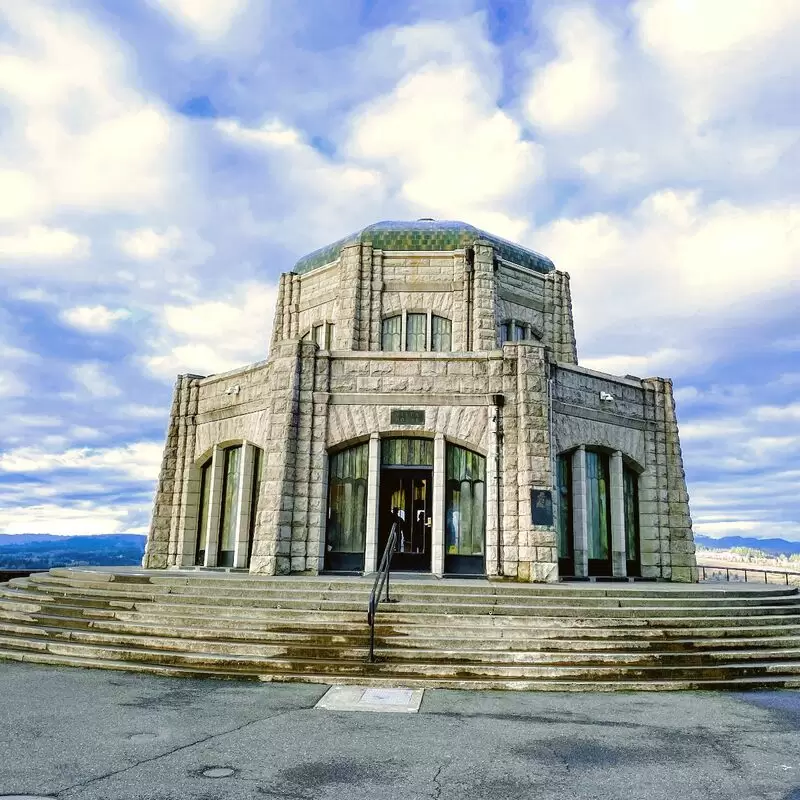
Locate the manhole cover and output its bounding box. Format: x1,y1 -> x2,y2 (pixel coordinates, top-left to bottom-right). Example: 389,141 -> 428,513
315,685 -> 424,713
202,768 -> 235,778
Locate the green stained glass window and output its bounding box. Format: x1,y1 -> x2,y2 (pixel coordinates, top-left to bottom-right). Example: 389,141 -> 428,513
326,443 -> 369,553
431,316 -> 452,352
623,467 -> 639,563
217,445 -> 241,566
381,438 -> 434,467
195,459 -> 212,565
586,451 -> 610,560
556,454 -> 572,558
406,313 -> 427,351
246,447 -> 264,567
382,315 -> 401,351
445,445 -> 486,556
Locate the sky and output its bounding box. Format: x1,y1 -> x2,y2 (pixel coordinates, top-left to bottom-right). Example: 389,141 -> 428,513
0,0 -> 798,542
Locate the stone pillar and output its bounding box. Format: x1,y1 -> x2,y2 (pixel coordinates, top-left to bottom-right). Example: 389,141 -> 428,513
364,433 -> 381,573
432,433 -> 446,577
203,446 -> 225,567
485,403 -> 500,577
234,443 -> 256,569
332,243 -> 363,349
270,274 -> 287,352
472,241 -> 497,352
572,446 -> 589,577
610,450 -> 627,578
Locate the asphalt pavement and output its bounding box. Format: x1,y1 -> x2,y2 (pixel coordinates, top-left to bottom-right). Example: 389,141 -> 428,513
1,663 -> 799,800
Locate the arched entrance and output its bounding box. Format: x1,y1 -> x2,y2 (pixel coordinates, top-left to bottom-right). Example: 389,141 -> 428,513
324,442 -> 369,571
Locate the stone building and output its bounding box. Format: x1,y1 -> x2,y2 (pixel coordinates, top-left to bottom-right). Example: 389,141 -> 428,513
143,220 -> 697,582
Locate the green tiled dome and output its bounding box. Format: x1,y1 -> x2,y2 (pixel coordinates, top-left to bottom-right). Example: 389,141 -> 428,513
293,220 -> 555,275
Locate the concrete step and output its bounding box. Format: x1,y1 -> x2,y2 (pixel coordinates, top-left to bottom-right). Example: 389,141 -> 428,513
23,575 -> 800,609
42,568 -> 800,599
3,645 -> 800,691
1,633 -> 800,683
3,625 -> 800,667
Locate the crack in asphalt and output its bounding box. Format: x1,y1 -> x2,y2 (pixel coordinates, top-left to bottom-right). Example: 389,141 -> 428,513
431,764 -> 444,800
51,706 -> 306,797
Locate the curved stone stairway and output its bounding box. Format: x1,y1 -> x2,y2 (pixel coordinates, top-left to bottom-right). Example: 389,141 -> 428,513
1,568 -> 800,690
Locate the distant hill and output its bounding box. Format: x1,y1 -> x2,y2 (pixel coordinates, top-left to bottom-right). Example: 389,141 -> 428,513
695,535 -> 800,557
0,534 -> 146,569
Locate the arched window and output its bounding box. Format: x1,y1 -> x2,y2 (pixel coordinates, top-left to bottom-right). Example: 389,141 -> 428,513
381,313 -> 453,352
325,443 -> 369,571
406,313 -> 426,351
445,444 -> 486,574
193,443 -> 263,569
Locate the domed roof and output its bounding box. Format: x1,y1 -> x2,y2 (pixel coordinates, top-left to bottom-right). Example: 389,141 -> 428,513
292,219 -> 555,275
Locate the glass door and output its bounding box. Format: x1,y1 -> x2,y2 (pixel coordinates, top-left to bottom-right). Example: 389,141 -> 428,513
378,470 -> 432,572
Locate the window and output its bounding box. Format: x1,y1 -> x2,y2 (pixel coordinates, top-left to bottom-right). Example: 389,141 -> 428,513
406,313 -> 427,351
382,313 -> 452,352
313,324 -> 324,347
325,443 -> 369,570
217,445 -> 242,567
431,316 -> 452,352
194,460 -> 212,565
246,447 -> 263,567
382,315 -> 402,351
445,445 -> 486,557
585,451 -> 611,562
382,437 -> 434,467
498,319 -> 540,345
623,466 -> 640,574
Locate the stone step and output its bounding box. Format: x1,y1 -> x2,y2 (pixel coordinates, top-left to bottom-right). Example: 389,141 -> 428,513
3,625 -> 800,667
7,588 -> 800,621
38,569 -> 800,599
2,634 -> 800,682
23,575 -> 800,608
3,645 -> 800,691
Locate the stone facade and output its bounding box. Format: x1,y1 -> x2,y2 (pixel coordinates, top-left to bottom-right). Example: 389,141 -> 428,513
144,220 -> 697,582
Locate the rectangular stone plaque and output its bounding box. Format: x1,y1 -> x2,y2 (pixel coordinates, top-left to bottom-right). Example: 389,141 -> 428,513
390,409 -> 425,426
531,489 -> 553,526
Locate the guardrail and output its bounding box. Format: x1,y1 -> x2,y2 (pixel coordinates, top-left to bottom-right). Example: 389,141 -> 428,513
699,564 -> 800,586
367,522 -> 399,663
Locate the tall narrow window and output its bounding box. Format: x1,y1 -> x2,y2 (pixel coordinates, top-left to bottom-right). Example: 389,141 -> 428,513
313,324 -> 325,347
194,460 -> 212,565
325,322 -> 335,349
431,316 -> 452,352
445,445 -> 486,569
325,443 -> 369,570
556,455 -> 572,562
382,316 -> 401,351
513,322 -> 527,341
406,313 -> 427,351
217,445 -> 242,567
246,447 -> 264,567
585,451 -> 611,562
623,466 -> 640,575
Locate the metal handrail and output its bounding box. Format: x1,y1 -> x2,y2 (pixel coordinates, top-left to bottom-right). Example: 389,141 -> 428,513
699,563 -> 800,586
367,521 -> 399,663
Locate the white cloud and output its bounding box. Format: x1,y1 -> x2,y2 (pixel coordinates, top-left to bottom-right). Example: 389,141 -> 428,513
142,282 -> 277,380
0,225 -> 90,260
0,503 -> 146,536
60,306 -> 131,333
0,442 -> 163,482
118,226 -> 183,260
0,2 -> 184,220
70,363 -> 121,399
0,371 -> 26,398
524,6 -> 619,134
149,0 -> 251,41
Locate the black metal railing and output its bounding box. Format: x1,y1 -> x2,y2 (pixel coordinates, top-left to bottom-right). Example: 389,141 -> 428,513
699,564 -> 800,586
367,522 -> 399,663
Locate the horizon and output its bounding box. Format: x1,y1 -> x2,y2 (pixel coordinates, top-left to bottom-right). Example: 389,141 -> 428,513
0,1 -> 798,543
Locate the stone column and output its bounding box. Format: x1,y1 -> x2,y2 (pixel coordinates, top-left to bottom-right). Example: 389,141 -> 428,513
572,446 -> 589,577
364,433 -> 381,573
432,433 -> 446,576
610,450 -> 627,578
485,403 -> 500,577
472,241 -> 497,352
203,446 -> 225,567
234,443 -> 256,569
